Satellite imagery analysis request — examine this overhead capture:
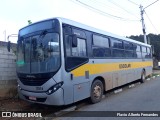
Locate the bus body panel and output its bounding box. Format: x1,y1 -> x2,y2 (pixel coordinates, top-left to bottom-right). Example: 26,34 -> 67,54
70,58 -> 152,92
73,81 -> 90,102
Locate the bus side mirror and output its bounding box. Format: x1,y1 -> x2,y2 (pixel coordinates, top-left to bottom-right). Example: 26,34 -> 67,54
7,41 -> 11,52
72,35 -> 77,47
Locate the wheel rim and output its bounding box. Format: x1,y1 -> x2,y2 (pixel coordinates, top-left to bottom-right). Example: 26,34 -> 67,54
93,85 -> 101,99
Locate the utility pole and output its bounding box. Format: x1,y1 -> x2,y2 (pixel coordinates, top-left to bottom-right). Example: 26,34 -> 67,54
139,0 -> 159,44
140,5 -> 147,44
148,36 -> 150,45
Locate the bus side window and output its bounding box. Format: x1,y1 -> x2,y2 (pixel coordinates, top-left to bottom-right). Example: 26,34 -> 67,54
146,47 -> 152,58
72,38 -> 87,57
63,25 -> 72,56
142,46 -> 147,58
65,35 -> 72,56
65,35 -> 87,57
124,41 -> 134,58
92,34 -> 111,57
133,44 -> 142,58
64,33 -> 88,71
111,38 -> 124,58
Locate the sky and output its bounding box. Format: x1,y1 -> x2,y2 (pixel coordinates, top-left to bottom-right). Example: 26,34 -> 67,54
0,0 -> 160,43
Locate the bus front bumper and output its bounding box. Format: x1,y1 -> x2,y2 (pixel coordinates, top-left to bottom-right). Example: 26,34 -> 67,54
18,87 -> 64,106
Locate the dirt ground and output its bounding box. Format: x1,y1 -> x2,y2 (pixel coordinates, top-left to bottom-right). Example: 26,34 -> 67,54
0,98 -> 28,111
0,98 -> 43,120
0,97 -> 73,120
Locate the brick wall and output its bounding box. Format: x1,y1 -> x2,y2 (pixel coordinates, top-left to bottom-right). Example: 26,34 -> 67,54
0,41 -> 17,98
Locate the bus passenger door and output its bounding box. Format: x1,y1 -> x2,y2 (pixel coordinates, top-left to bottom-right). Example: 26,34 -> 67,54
63,26 -> 90,103
70,37 -> 90,102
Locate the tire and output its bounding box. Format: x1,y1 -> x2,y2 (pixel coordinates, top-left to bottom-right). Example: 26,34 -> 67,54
90,80 -> 103,104
140,70 -> 145,83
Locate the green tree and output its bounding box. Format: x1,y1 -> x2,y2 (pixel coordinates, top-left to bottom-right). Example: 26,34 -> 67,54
28,20 -> 32,25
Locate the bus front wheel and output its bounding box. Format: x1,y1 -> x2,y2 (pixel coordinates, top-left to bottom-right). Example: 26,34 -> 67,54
90,80 -> 103,104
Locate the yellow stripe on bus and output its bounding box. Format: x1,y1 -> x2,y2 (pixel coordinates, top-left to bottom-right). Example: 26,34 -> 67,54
71,61 -> 153,77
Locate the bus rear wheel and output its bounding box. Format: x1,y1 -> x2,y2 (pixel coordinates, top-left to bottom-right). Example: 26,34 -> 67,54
140,70 -> 145,83
90,80 -> 103,104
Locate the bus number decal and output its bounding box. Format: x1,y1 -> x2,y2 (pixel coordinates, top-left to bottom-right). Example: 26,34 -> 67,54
119,64 -> 131,69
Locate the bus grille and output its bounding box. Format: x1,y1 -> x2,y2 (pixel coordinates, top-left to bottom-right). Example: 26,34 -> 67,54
19,78 -> 49,86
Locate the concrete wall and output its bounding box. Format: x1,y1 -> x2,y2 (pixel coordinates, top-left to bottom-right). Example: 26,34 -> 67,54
0,41 -> 17,98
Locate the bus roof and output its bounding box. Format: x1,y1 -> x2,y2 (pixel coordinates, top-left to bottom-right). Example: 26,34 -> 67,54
57,17 -> 150,47
20,17 -> 151,47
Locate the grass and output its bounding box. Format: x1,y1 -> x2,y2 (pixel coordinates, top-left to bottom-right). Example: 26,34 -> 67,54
152,73 -> 159,76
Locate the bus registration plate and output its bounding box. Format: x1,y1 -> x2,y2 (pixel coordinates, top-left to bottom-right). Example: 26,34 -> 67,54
29,96 -> 37,101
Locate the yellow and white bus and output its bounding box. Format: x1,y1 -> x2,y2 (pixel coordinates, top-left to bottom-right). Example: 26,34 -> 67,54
16,17 -> 152,105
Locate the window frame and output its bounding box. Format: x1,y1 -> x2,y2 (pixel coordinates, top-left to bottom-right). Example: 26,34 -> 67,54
146,47 -> 152,59
123,41 -> 134,58
63,25 -> 89,72
110,38 -> 124,50
71,37 -> 87,57
110,38 -> 125,58
92,34 -> 111,58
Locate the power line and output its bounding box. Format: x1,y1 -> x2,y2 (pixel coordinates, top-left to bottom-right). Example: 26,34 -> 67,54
87,0 -> 139,19
84,0 -> 126,15
144,0 -> 159,9
144,11 -> 159,34
89,0 -> 129,15
107,0 -> 140,19
73,0 -> 129,20
128,0 -> 139,6
72,0 -> 139,21
89,0 -> 132,15
140,0 -> 145,5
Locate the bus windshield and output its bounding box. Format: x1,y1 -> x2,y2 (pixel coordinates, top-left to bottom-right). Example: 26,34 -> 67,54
17,31 -> 60,74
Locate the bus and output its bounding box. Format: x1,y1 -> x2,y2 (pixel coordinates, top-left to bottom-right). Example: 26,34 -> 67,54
15,17 -> 152,105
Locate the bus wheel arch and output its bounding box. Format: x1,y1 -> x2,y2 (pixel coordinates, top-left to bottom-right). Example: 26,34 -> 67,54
89,77 -> 105,104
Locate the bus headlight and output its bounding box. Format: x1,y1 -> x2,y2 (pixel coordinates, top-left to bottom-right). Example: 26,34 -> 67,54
46,81 -> 63,95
